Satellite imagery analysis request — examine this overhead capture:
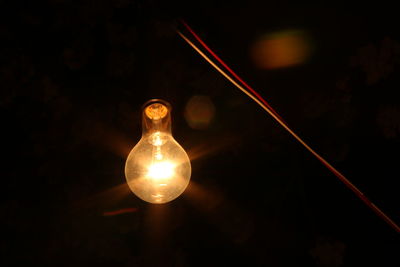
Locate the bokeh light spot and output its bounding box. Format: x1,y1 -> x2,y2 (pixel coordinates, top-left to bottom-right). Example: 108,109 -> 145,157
250,30 -> 311,69
184,95 -> 215,130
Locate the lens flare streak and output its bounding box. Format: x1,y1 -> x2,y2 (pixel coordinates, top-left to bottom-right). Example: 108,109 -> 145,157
103,207 -> 138,216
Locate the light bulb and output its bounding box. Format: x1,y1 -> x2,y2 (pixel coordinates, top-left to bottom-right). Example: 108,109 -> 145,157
125,99 -> 191,204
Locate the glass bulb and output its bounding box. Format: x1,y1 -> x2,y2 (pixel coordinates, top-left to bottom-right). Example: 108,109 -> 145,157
125,99 -> 191,204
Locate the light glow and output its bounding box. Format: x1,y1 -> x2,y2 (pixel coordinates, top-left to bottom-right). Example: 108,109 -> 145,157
125,99 -> 191,204
147,161 -> 175,180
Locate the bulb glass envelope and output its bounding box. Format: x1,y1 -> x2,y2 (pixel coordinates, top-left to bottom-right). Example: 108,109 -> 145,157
125,99 -> 191,204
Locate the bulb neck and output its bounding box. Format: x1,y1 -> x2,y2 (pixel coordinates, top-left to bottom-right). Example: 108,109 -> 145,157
142,99 -> 172,137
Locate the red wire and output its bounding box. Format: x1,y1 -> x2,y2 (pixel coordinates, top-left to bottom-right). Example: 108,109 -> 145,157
180,19 -> 286,124
179,20 -> 400,233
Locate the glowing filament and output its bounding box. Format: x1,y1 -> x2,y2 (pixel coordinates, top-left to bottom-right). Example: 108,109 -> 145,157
125,99 -> 191,204
147,161 -> 175,180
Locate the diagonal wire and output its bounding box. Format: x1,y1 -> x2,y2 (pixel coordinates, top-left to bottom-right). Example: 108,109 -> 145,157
176,27 -> 400,233
180,19 -> 285,123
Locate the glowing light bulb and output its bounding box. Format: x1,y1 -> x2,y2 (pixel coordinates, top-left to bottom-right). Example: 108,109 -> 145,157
125,99 -> 191,204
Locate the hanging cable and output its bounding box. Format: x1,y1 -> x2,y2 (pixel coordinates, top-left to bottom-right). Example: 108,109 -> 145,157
177,24 -> 400,234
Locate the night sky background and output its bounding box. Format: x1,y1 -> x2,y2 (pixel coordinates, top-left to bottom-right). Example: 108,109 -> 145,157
2,0 -> 400,266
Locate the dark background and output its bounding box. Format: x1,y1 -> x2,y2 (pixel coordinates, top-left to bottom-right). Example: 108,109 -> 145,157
2,0 -> 399,266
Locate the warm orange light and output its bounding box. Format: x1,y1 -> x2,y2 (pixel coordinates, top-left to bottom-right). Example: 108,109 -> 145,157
125,99 -> 191,204
250,30 -> 311,69
184,95 -> 216,129
147,161 -> 175,180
